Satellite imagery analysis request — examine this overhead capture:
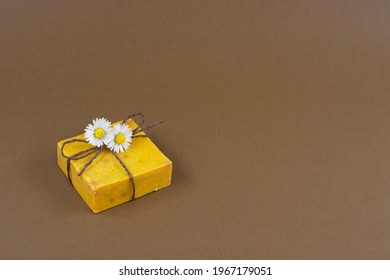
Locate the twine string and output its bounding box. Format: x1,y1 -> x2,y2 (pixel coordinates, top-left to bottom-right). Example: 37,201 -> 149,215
133,120 -> 164,135
112,152 -> 136,200
77,146 -> 104,176
60,114 -> 162,201
122,112 -> 163,135
122,112 -> 145,133
61,139 -> 100,186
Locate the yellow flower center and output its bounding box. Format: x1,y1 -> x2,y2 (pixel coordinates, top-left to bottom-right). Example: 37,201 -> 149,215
94,128 -> 105,139
115,133 -> 126,144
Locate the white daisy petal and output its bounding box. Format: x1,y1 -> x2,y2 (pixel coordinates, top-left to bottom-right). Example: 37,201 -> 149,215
106,123 -> 133,153
84,117 -> 112,147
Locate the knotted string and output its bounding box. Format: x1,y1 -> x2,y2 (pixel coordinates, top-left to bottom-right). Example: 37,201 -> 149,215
60,113 -> 163,201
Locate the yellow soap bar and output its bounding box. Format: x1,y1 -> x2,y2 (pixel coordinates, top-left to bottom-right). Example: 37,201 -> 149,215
57,119 -> 172,213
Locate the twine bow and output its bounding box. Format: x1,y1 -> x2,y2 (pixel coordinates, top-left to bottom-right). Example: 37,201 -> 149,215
60,113 -> 163,200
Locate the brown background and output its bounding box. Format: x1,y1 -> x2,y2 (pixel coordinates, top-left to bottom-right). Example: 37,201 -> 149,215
1,0 -> 390,259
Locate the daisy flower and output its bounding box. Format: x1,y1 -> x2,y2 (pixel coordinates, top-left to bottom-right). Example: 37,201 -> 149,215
106,123 -> 133,153
84,118 -> 112,147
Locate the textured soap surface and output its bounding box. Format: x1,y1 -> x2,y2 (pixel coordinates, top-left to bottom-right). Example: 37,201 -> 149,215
57,119 -> 172,213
